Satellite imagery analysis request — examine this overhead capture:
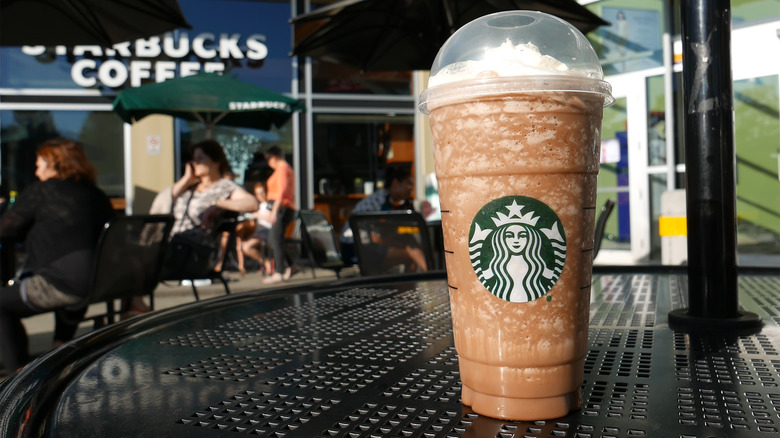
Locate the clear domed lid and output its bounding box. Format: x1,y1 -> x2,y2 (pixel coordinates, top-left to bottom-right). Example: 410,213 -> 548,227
419,10 -> 613,113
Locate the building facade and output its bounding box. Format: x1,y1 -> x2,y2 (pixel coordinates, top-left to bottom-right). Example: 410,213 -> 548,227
1,0 -> 778,266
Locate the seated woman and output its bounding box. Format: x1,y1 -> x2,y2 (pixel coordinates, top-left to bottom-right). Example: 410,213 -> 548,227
0,138 -> 115,372
152,139 -> 258,282
170,140 -> 258,243
238,181 -> 273,276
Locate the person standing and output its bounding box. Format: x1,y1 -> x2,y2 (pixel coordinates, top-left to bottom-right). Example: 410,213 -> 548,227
260,145 -> 297,284
0,138 -> 114,372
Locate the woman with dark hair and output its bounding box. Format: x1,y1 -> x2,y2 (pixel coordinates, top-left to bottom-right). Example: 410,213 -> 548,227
0,138 -> 114,372
169,139 -> 258,244
137,140 -> 258,317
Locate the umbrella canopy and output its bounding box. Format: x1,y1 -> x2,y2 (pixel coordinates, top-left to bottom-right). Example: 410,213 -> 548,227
113,73 -> 305,136
291,0 -> 609,71
0,0 -> 191,47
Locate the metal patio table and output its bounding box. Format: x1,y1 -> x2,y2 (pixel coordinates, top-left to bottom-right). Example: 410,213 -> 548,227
1,269 -> 779,437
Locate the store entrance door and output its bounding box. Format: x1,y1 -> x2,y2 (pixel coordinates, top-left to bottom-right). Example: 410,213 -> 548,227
596,74 -> 652,264
731,22 -> 780,266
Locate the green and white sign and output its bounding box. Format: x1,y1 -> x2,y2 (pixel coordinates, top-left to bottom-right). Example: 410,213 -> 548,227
469,196 -> 566,303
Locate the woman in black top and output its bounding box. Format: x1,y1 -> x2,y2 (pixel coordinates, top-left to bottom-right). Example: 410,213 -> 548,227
0,138 -> 114,373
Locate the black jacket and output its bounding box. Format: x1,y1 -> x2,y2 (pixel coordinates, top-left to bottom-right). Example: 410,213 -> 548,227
0,179 -> 114,297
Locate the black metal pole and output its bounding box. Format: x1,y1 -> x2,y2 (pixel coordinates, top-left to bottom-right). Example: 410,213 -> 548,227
668,0 -> 760,330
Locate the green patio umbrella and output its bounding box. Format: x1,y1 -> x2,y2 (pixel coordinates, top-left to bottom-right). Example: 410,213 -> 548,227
113,72 -> 305,137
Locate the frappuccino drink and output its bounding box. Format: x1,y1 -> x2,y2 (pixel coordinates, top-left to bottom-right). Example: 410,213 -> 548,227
419,12 -> 613,421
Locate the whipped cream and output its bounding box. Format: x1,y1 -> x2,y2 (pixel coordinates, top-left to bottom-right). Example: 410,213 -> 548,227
428,39 -> 575,88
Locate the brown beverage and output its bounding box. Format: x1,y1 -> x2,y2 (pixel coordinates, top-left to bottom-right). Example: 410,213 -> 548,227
426,88 -> 605,420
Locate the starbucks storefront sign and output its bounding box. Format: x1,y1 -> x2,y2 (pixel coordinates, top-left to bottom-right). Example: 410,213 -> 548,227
20,32 -> 268,88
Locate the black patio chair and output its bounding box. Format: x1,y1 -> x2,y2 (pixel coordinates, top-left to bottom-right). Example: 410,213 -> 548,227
349,210 -> 435,276
57,214 -> 174,329
159,210 -> 236,300
298,209 -> 345,279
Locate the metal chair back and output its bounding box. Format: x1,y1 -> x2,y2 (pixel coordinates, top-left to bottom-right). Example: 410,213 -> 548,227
298,209 -> 344,278
349,210 -> 435,276
91,215 -> 174,303
594,199 -> 616,259
63,214 -> 174,326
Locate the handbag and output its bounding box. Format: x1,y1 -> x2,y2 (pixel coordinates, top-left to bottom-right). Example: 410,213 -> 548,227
161,189 -> 217,279
163,233 -> 216,279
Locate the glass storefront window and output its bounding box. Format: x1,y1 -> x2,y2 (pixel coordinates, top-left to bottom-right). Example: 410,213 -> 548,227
312,114 -> 414,196
587,0 -> 665,76
0,109 -> 125,197
308,60 -> 413,95
178,119 -> 294,185
310,113 -> 414,235
734,75 -> 780,264
0,0 -> 293,93
180,0 -> 293,93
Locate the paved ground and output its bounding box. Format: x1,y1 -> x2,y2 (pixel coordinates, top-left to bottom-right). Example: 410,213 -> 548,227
0,265 -> 361,381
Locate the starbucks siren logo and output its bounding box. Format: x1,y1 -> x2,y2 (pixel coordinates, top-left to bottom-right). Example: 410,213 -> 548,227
469,196 -> 566,303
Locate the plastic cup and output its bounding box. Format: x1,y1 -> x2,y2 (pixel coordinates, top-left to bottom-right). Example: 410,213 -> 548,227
418,11 -> 613,421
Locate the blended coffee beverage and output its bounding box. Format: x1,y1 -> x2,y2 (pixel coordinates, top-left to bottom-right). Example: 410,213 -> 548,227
419,12 -> 613,421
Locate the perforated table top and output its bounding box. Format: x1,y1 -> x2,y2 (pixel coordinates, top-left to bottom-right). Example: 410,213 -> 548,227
1,272 -> 779,437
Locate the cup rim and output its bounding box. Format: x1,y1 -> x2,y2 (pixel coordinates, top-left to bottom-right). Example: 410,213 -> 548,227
418,75 -> 614,114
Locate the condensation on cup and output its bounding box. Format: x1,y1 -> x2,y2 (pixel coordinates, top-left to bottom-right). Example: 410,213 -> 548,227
418,11 -> 614,421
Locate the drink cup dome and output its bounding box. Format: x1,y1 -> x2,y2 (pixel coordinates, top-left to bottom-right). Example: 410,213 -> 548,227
419,10 -> 614,114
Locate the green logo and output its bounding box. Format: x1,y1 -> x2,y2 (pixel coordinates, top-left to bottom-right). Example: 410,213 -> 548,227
469,196 -> 566,303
